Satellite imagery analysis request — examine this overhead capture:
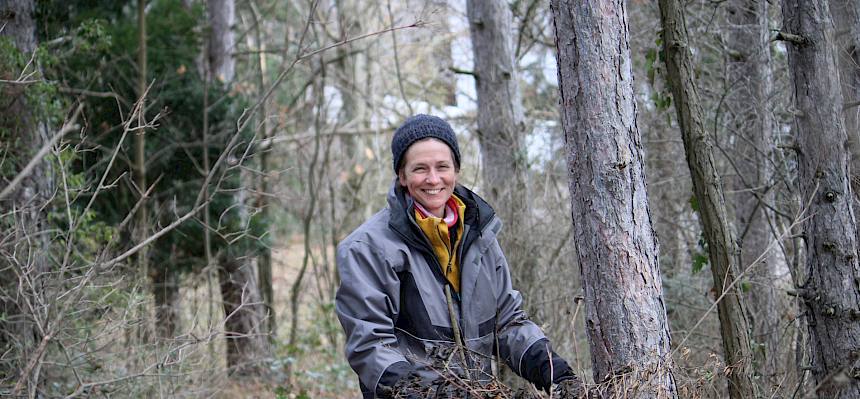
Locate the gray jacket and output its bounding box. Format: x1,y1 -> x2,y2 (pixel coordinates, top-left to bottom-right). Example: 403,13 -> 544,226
336,181 -> 567,398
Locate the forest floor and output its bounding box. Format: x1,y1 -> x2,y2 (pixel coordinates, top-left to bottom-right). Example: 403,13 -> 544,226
169,235 -> 358,398
265,238 -> 359,398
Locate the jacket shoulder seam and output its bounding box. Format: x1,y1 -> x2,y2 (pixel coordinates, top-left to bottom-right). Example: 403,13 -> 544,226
344,239 -> 395,267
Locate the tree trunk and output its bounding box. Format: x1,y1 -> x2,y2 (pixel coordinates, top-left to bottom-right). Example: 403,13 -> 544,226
657,0 -> 761,397
135,0 -> 172,342
829,0 -> 860,250
782,1 -> 860,396
0,0 -> 37,53
430,0 -> 456,105
207,0 -> 235,83
830,0 -> 860,174
723,0 -> 783,386
0,0 -> 52,393
246,0 -> 276,341
466,0 -> 532,307
218,251 -> 268,375
550,2 -> 677,396
467,0 -> 533,387
208,0 -> 269,373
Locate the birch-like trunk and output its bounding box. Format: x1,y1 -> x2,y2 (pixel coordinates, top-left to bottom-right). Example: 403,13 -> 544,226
782,1 -> 860,396
550,1 -> 677,396
658,0 -> 761,397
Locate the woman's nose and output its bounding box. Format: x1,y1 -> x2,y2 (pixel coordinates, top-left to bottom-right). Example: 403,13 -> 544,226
426,170 -> 440,183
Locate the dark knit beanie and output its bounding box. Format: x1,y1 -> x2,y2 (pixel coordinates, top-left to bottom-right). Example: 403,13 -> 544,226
391,114 -> 461,173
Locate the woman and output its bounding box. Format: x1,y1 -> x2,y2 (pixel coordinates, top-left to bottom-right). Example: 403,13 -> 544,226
335,115 -> 583,398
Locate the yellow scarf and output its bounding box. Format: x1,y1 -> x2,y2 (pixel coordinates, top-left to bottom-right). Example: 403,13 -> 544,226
414,195 -> 466,292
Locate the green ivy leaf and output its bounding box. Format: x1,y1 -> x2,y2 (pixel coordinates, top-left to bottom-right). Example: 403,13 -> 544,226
692,253 -> 709,274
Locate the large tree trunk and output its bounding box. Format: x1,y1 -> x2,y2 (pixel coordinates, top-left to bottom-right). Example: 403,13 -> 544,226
466,0 -> 532,308
658,0 -> 761,397
466,1 -> 533,386
723,0 -> 784,386
0,0 -> 53,394
782,1 -> 860,396
550,1 -> 677,396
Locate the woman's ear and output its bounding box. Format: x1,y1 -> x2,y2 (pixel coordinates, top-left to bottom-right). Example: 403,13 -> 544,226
397,170 -> 406,187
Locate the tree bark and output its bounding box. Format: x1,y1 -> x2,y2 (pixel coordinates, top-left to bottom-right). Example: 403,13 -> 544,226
550,1 -> 677,396
0,0 -> 36,53
657,0 -> 762,397
782,1 -> 860,396
466,0 -> 533,308
723,0 -> 783,386
0,0 -> 52,393
207,0 -> 236,83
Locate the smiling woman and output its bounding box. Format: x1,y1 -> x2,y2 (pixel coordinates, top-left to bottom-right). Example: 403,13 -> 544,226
334,114 -> 584,398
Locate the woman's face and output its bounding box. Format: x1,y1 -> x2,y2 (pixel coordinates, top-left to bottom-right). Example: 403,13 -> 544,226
398,138 -> 458,218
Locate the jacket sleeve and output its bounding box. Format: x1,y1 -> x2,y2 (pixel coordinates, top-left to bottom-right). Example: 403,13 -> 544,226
491,239 -> 573,391
335,240 -> 413,396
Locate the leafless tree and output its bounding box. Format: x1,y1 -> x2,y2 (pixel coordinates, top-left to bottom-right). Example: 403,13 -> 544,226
550,1 -> 678,397
466,0 -> 534,318
658,0 -> 761,397
781,0 -> 860,396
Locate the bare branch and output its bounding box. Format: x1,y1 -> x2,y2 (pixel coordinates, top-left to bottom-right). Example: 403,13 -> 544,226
0,104 -> 83,201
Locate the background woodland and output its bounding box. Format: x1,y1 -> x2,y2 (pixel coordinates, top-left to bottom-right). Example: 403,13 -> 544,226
2,0 -> 859,397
